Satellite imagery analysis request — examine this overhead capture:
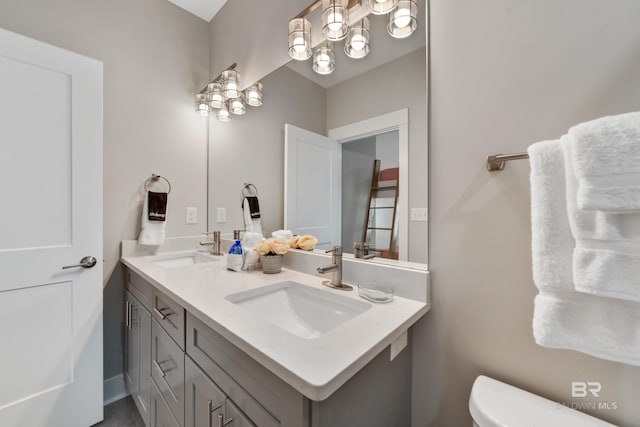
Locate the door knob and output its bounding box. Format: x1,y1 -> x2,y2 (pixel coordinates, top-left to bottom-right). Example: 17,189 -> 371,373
62,256 -> 97,270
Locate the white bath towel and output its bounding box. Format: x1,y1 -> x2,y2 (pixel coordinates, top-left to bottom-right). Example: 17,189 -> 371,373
568,111 -> 640,212
562,139 -> 640,302
138,191 -> 166,246
243,198 -> 262,235
528,139 -> 640,366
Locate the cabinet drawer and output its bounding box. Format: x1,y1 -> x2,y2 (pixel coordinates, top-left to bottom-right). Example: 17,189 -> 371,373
187,313 -> 304,427
151,380 -> 181,427
127,269 -> 153,311
152,288 -> 185,349
152,319 -> 185,426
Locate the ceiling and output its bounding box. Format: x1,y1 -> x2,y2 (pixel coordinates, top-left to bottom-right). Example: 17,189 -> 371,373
167,0 -> 227,22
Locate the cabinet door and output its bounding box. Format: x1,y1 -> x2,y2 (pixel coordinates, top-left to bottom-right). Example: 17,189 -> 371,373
125,291 -> 140,399
224,398 -> 256,427
184,357 -> 226,427
152,319 -> 185,426
151,381 -> 181,427
137,302 -> 152,426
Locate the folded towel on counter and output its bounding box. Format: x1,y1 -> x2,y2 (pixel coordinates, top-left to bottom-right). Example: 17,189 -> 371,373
528,139 -> 640,366
271,230 -> 293,242
241,232 -> 264,271
567,111 -> 640,212
139,191 -> 167,246
562,139 -> 640,302
242,197 -> 262,235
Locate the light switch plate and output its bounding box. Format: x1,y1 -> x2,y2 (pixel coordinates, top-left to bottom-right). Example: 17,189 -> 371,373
410,208 -> 428,222
390,330 -> 408,361
216,207 -> 227,223
185,207 -> 197,224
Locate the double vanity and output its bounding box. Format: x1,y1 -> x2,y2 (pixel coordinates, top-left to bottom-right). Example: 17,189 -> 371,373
121,237 -> 430,427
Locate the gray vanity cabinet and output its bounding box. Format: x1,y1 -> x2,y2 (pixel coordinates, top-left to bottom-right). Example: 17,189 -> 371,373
124,267 -> 412,427
125,290 -> 152,427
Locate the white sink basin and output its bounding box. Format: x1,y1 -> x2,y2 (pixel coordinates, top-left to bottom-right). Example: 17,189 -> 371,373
226,281 -> 372,339
152,252 -> 219,268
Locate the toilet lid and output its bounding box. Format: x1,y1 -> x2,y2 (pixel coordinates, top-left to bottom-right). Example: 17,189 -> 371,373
469,376 -> 616,427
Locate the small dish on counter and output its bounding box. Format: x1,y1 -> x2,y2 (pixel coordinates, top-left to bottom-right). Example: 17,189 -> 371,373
358,283 -> 394,303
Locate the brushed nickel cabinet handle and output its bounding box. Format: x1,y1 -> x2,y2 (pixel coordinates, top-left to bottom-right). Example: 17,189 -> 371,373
207,400 -> 222,427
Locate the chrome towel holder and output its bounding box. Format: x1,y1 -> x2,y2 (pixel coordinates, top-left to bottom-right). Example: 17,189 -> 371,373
486,152 -> 529,172
144,174 -> 172,193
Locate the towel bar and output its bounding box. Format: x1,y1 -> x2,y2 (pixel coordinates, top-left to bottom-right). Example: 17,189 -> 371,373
486,152 -> 529,172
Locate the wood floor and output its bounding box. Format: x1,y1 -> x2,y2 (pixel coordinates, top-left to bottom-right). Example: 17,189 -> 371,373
93,396 -> 145,427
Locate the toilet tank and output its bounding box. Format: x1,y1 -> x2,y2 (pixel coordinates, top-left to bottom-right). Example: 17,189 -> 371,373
469,376 -> 616,427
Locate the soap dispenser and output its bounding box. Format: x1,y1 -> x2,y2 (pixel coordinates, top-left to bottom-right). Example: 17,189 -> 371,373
226,239 -> 244,272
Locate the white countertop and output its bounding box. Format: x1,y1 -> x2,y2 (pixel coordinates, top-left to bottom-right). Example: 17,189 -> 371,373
121,249 -> 429,401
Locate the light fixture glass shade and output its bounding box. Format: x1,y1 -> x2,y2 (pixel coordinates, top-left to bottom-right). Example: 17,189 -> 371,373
195,93 -> 209,116
388,0 -> 417,39
217,104 -> 231,122
345,17 -> 370,59
288,18 -> 312,61
313,43 -> 335,75
221,69 -> 240,99
366,0 -> 398,15
229,97 -> 246,115
207,82 -> 224,109
322,0 -> 349,41
244,82 -> 263,107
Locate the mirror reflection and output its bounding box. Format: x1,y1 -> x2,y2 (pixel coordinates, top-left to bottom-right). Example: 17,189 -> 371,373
208,2 -> 427,265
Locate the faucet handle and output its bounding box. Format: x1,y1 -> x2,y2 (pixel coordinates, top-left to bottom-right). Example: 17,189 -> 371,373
325,246 -> 342,256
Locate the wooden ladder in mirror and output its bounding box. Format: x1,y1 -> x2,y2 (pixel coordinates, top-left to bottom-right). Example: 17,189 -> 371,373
362,159 -> 400,259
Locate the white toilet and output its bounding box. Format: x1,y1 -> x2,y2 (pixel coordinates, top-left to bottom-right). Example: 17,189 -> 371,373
469,375 -> 616,426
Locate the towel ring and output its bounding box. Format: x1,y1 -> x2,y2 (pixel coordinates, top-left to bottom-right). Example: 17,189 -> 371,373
144,174 -> 172,194
242,182 -> 258,198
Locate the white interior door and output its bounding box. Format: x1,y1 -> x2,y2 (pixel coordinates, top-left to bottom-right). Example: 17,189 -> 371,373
0,28 -> 103,427
284,124 -> 341,250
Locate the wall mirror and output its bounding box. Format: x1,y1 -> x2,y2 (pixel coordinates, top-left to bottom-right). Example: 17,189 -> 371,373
208,0 -> 427,267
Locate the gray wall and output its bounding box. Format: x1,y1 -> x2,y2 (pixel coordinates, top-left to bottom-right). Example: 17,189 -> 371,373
207,65 -> 326,236
0,0 -> 210,379
415,0 -> 640,425
327,48 -> 428,263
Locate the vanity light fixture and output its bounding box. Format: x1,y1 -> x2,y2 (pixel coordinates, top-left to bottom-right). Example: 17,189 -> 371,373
217,104 -> 231,122
288,18 -> 313,61
290,0 -> 417,75
194,63 -> 263,121
322,0 -> 349,41
229,97 -> 246,115
387,0 -> 417,39
195,93 -> 210,116
207,82 -> 224,109
344,17 -> 370,59
313,42 -> 336,75
244,82 -> 263,107
366,0 -> 398,15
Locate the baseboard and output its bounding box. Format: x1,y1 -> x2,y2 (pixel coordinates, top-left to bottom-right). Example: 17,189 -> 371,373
104,374 -> 128,406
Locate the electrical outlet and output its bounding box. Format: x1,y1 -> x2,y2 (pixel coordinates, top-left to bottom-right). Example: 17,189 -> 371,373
185,207 -> 197,224
216,207 -> 227,223
390,330 -> 408,361
410,208 -> 428,222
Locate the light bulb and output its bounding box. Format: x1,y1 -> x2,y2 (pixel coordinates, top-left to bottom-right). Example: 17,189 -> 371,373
375,0 -> 387,2
318,53 -> 331,67
327,11 -> 343,31
393,8 -> 411,28
350,34 -> 366,51
293,36 -> 306,52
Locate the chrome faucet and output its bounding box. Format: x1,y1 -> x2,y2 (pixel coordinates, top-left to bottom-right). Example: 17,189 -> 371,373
317,246 -> 352,291
199,231 -> 223,256
354,241 -> 376,259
